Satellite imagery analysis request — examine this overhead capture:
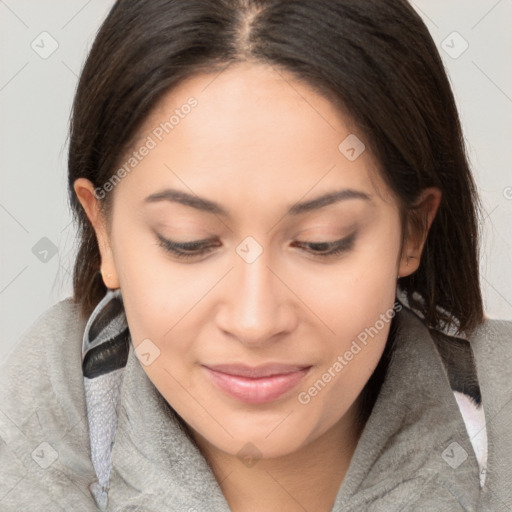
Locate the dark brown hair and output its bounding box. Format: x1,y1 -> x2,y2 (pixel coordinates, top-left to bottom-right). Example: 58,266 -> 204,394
67,0 -> 484,336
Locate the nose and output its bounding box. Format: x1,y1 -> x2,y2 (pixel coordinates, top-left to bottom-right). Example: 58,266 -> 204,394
215,246 -> 297,347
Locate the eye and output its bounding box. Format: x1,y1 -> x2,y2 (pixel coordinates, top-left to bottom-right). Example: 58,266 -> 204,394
155,232 -> 356,260
156,233 -> 220,260
291,232 -> 356,258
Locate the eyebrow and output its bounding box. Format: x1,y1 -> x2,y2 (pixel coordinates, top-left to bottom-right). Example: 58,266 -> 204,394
143,188 -> 372,217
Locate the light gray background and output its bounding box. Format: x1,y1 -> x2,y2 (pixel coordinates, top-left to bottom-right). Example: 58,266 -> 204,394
1,0 -> 511,363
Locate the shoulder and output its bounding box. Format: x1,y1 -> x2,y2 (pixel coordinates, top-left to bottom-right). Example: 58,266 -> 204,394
426,315 -> 512,491
0,297 -> 87,413
0,298 -> 97,510
424,315 -> 512,404
467,317 -> 512,503
2,297 -> 85,363
468,316 -> 512,361
465,316 -> 512,404
465,315 -> 512,416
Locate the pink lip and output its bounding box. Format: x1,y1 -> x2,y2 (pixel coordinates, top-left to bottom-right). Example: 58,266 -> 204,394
202,364 -> 312,404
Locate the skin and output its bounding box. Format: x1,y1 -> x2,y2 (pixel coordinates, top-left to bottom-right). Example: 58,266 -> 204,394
75,61 -> 441,512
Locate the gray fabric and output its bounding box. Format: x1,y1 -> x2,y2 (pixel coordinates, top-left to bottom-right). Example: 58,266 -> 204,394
0,297 -> 511,511
84,369 -> 125,510
0,299 -> 95,511
470,317 -> 512,511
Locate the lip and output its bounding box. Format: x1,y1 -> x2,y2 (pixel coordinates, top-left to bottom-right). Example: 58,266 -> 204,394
202,364 -> 312,404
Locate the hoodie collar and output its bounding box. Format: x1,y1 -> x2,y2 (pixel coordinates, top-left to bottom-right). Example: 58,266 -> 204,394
332,304 -> 481,510
84,290 -> 481,511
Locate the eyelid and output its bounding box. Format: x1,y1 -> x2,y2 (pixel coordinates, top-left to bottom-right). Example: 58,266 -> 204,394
293,231 -> 356,254
155,231 -> 357,260
156,233 -> 218,250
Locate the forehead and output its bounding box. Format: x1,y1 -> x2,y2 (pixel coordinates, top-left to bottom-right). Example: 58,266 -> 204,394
114,62 -> 388,209
145,61 -> 359,152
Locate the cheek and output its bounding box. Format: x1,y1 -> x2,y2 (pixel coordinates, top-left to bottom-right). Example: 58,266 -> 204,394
297,221 -> 400,402
108,229 -> 175,347
301,283 -> 397,428
109,225 -> 217,382
347,217 -> 402,307
296,221 -> 400,333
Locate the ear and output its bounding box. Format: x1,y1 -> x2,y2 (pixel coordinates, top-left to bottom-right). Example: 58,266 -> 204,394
397,187 -> 442,279
73,178 -> 120,289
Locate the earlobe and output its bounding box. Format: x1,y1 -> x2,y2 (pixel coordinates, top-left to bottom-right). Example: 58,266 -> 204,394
73,178 -> 120,289
397,187 -> 442,279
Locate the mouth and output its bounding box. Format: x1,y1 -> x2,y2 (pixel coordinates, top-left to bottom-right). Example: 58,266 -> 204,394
202,363 -> 312,404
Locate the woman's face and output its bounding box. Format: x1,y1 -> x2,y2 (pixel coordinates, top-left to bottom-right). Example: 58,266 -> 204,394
77,62 -> 425,460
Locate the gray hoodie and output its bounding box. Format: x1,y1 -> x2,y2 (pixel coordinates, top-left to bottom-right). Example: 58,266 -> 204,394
0,292 -> 511,512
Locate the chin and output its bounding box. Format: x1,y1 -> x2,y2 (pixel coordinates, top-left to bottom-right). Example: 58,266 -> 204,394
200,415 -> 312,459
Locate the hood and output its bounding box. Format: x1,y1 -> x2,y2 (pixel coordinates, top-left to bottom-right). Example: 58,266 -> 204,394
81,288 -> 491,511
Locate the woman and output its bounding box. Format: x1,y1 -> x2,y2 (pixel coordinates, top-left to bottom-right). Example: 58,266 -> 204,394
1,0 -> 511,511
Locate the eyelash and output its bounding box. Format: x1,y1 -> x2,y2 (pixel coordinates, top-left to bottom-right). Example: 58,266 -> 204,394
156,233 -> 356,260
